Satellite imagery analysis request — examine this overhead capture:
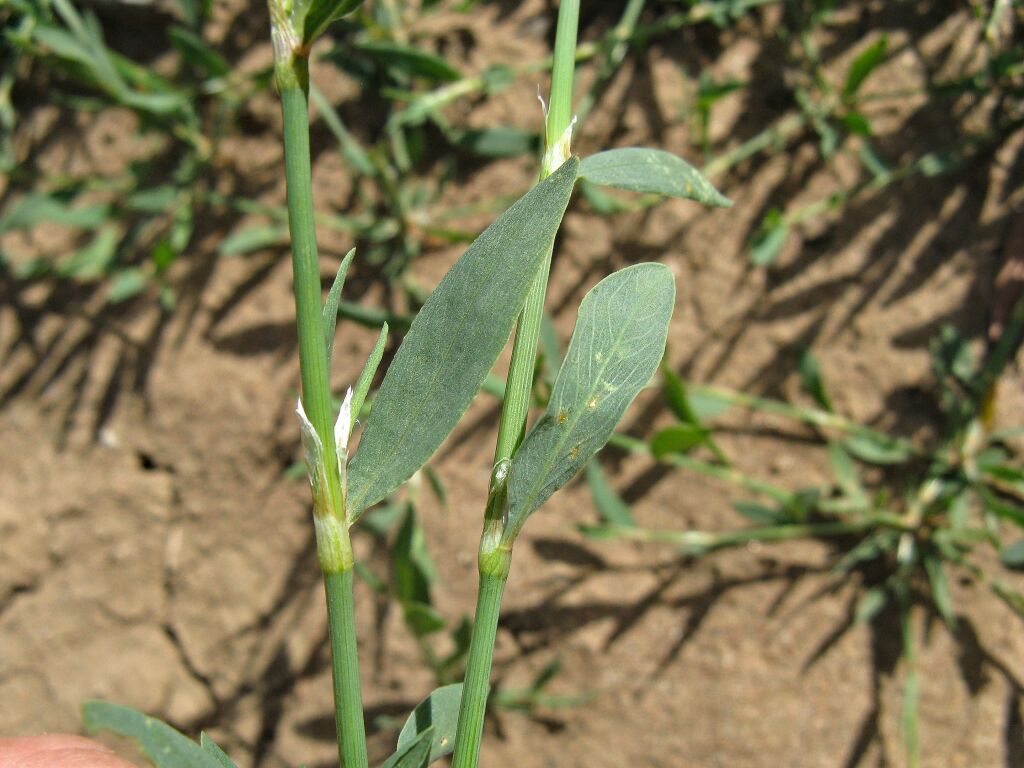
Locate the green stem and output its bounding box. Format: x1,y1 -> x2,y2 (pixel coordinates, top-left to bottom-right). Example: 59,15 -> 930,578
544,0 -> 580,163
450,568 -> 508,768
494,0 -> 580,463
325,570 -> 369,768
282,76 -> 339,470
279,59 -> 368,768
493,258 -> 554,459
453,6 -> 581,768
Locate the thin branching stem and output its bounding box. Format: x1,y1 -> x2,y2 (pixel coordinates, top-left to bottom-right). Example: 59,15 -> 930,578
688,382 -> 916,451
451,4 -> 581,768
493,0 -> 580,463
279,57 -> 368,768
588,515 -> 912,551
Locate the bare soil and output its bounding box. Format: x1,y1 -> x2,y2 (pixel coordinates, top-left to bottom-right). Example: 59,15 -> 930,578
2,2 -> 1023,767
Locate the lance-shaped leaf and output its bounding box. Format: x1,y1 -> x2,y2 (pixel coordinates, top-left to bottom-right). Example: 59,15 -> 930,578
579,148 -> 731,208
83,701 -> 224,768
346,158 -> 579,517
350,321 -> 388,433
586,460 -> 635,527
352,40 -> 462,83
844,36 -> 888,100
381,727 -> 434,768
396,683 -> 464,764
299,0 -> 363,47
199,734 -> 238,768
503,263 -> 675,542
322,248 -> 355,365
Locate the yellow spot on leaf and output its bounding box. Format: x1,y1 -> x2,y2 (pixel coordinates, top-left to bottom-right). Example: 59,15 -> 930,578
569,445 -> 580,460
557,410 -> 568,424
586,397 -> 598,410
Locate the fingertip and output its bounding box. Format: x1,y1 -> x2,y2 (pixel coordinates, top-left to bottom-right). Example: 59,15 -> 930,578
0,735 -> 137,768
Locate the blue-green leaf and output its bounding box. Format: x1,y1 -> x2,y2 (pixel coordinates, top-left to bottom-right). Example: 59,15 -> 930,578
579,148 -> 731,207
300,0 -> 363,46
447,126 -> 538,158
83,701 -> 223,768
1000,538 -> 1024,570
842,433 -> 912,465
346,159 -> 579,517
323,248 -> 355,364
168,27 -> 229,78
923,552 -> 956,629
392,505 -> 437,636
733,500 -> 785,525
396,683 -> 464,764
126,186 -> 179,213
199,734 -> 238,768
661,361 -> 697,424
0,193 -> 109,234
798,349 -> 832,411
350,322 -> 389,431
750,209 -> 789,266
218,224 -> 289,256
854,585 -> 888,624
381,727 -> 433,768
828,443 -> 866,506
59,226 -> 119,279
650,424 -> 710,458
688,389 -> 731,422
107,268 -> 148,303
844,37 -> 888,99
354,40 -> 462,83
503,263 -> 675,541
586,460 -> 635,526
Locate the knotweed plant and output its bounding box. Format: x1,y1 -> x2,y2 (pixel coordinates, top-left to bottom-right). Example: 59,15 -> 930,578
81,2 -> 728,767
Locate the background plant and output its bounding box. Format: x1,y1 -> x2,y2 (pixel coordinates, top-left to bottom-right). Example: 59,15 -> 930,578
582,296 -> 1024,766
